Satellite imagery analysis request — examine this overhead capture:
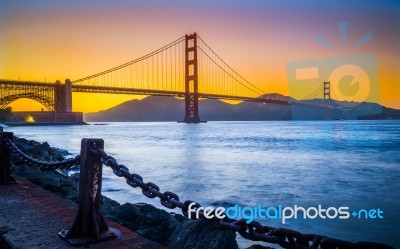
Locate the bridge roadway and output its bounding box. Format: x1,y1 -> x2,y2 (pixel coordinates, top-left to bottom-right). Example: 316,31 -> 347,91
0,80 -> 290,106
0,176 -> 165,249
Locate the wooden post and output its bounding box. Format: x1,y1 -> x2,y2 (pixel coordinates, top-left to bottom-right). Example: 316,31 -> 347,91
59,138 -> 117,245
0,128 -> 16,185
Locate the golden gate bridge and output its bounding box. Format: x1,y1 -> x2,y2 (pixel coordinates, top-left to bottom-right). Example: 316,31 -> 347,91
0,33 -> 335,123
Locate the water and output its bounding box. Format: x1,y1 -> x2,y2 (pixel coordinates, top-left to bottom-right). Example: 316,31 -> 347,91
3,120 -> 400,248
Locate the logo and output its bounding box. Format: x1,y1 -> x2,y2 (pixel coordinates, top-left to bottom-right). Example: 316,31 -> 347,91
187,202 -> 384,224
286,22 -> 381,120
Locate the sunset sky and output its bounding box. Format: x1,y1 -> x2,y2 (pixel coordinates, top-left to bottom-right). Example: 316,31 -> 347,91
1,0 -> 399,112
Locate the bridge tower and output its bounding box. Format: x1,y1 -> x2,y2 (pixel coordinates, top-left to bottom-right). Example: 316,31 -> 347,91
183,33 -> 202,123
323,81 -> 330,100
323,81 -> 332,119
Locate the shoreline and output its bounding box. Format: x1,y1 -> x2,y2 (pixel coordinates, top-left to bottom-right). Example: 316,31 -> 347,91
3,122 -> 88,126
3,136 -> 242,249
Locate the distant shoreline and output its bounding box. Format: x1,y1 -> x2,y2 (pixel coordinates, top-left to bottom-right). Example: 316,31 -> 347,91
2,122 -> 88,126
84,96 -> 400,122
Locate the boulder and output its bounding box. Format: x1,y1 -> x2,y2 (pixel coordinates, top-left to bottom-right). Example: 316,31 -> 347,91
168,219 -> 238,249
245,245 -> 276,249
109,203 -> 183,245
11,137 -> 70,165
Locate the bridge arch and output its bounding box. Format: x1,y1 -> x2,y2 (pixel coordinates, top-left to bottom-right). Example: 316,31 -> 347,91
0,93 -> 54,111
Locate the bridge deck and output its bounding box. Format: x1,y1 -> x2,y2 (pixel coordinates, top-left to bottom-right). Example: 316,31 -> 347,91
0,176 -> 165,249
2,79 -> 341,110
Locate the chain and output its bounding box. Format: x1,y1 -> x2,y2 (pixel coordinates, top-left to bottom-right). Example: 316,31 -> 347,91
4,138 -> 80,170
93,148 -> 394,249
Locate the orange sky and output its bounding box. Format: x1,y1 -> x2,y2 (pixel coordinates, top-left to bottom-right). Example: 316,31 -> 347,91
1,1 -> 399,113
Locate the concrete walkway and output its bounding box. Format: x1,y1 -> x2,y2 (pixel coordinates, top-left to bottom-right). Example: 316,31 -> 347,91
0,176 -> 165,249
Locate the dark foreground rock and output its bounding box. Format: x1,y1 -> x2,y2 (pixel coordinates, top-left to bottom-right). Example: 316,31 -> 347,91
109,203 -> 181,244
168,219 -> 238,249
8,137 -> 240,249
245,245 -> 275,249
12,137 -> 70,163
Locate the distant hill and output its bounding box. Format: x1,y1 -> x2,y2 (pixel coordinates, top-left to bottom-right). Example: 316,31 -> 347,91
84,94 -> 400,122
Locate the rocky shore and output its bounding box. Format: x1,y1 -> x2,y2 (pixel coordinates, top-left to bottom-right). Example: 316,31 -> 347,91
8,137 -> 269,249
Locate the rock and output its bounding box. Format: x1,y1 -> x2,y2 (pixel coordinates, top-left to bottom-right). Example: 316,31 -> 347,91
111,203 -> 141,222
41,141 -> 50,149
12,137 -> 69,165
69,172 -> 80,182
11,137 -> 70,165
42,150 -> 50,161
168,219 -> 238,249
0,226 -> 14,249
14,167 -> 74,198
246,245 -> 276,249
109,202 -> 182,245
102,195 -> 121,214
170,212 -> 188,224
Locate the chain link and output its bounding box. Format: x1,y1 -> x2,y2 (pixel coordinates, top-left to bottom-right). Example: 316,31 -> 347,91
4,138 -> 80,170
93,148 -> 394,249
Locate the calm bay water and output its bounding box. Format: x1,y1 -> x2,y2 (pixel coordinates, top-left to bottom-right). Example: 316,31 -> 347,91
4,120 -> 400,248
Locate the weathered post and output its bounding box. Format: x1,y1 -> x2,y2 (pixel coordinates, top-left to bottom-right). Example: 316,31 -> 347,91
59,138 -> 117,245
0,128 -> 16,185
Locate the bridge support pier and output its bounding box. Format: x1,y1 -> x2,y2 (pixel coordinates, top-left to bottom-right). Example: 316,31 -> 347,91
180,33 -> 206,123
54,79 -> 72,113
65,79 -> 72,112
53,79 -> 73,123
